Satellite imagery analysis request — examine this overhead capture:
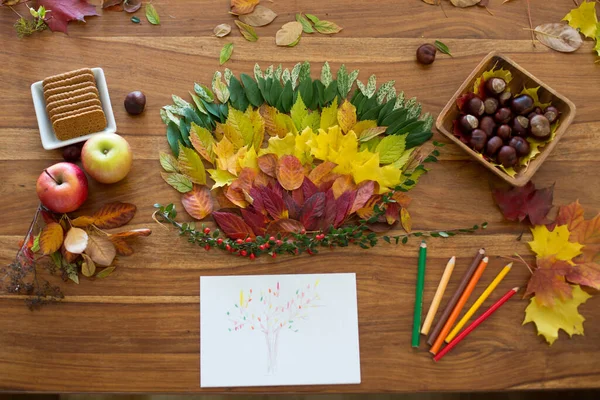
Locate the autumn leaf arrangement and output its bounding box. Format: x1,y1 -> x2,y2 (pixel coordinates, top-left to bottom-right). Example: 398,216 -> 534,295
492,182 -> 598,345
155,61 -> 488,259
0,202 -> 151,309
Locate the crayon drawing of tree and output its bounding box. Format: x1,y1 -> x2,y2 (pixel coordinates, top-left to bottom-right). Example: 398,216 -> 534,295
227,279 -> 321,374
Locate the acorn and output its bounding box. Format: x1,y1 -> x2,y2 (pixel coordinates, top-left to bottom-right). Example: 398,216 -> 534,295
498,146 -> 517,168
530,114 -> 551,140
458,114 -> 479,133
544,106 -> 560,124
496,124 -> 512,141
470,129 -> 488,151
511,94 -> 534,115
486,136 -> 503,156
511,116 -> 530,137
479,116 -> 496,137
509,136 -> 531,157
494,107 -> 513,124
465,97 -> 485,117
484,97 -> 499,115
485,78 -> 507,97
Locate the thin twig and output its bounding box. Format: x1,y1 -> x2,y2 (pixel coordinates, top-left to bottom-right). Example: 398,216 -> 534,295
526,0 -> 536,48
484,6 -> 494,16
439,0 -> 448,19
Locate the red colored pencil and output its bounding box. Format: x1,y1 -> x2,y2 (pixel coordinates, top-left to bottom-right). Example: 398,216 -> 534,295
433,287 -> 519,362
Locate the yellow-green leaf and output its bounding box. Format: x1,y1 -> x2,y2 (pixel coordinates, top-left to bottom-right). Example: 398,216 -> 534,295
337,100 -> 357,134
519,86 -> 552,110
235,20 -> 259,42
145,3 -> 160,25
178,143 -> 206,185
314,20 -> 342,34
358,126 -> 386,143
220,43 -> 234,65
523,285 -> 591,345
296,13 -> 315,33
529,224 -> 583,261
375,135 -> 406,164
95,266 -> 116,279
81,253 -> 96,277
160,151 -> 179,173
208,169 -> 236,189
352,120 -> 377,135
320,97 -> 338,130
290,94 -> 309,130
190,122 -> 215,163
161,172 -> 194,193
301,112 -> 321,132
563,0 -> 598,39
227,107 -> 255,146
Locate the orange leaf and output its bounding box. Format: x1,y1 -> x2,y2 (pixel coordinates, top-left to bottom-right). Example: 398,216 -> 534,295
385,202 -> 400,225
71,216 -> 95,228
110,237 -> 134,256
525,256 -> 574,307
392,192 -> 412,208
227,168 -> 258,208
400,207 -> 412,233
259,105 -> 289,138
255,170 -> 275,187
230,0 -> 259,15
190,132 -> 213,163
265,219 -> 305,236
567,261 -> 600,290
93,202 -> 137,229
182,185 -> 214,220
337,100 -> 357,134
331,175 -> 356,199
556,200 -> 600,263
356,195 -> 382,219
276,155 -> 304,191
258,153 -> 278,177
213,211 -> 256,239
215,187 -> 238,209
61,245 -> 79,264
40,222 -> 63,255
308,161 -> 337,184
110,229 -> 152,239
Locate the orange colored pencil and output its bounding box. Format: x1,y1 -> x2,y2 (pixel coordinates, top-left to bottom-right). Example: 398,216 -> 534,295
429,256 -> 489,355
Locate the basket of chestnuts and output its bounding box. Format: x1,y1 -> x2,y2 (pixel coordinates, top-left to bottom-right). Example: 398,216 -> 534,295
436,52 -> 576,187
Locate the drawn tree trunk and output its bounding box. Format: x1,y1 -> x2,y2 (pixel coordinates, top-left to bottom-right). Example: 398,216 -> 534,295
265,329 -> 280,374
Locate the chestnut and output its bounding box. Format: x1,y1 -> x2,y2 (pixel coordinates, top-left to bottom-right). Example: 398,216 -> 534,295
509,136 -> 531,157
484,97 -> 499,115
470,129 -> 488,152
495,107 -> 512,124
465,97 -> 485,117
124,91 -> 146,115
511,94 -> 534,115
544,106 -> 559,124
62,144 -> 82,162
458,114 -> 479,133
530,114 -> 551,140
496,124 -> 512,141
486,136 -> 503,156
511,116 -> 530,137
498,145 -> 517,168
498,91 -> 513,107
416,44 -> 436,65
485,78 -> 507,96
479,116 -> 496,136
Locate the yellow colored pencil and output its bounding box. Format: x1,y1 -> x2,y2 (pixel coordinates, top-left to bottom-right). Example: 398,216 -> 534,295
421,256 -> 456,335
444,262 -> 512,343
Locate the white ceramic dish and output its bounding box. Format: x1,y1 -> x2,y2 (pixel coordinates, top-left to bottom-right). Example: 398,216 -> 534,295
31,67 -> 117,150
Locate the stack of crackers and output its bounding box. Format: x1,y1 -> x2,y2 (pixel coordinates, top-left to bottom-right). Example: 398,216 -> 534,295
43,68 -> 107,141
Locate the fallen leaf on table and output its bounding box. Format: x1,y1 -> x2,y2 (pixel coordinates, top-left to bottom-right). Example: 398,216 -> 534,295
450,0 -> 480,7
81,254 -> 96,277
534,23 -> 583,53
110,229 -> 152,239
220,43 -> 234,65
276,21 -> 303,46
525,255 -> 574,307
102,0 -> 121,8
110,238 -> 134,256
145,3 -> 160,25
181,185 -> 214,220
314,20 -> 342,35
85,234 -> 116,266
123,0 -> 141,13
162,172 -> 193,193
296,13 -> 315,33
93,202 -> 137,229
40,222 -> 63,255
434,40 -> 452,56
214,23 -> 232,38
555,200 -> 600,264
523,284 -> 591,345
64,227 -> 89,254
400,207 -> 412,233
563,0 -> 598,39
230,0 -> 259,15
529,224 -> 583,261
235,20 -> 259,42
491,181 -> 554,225
95,266 -> 116,278
38,0 -> 98,33
238,5 -> 277,27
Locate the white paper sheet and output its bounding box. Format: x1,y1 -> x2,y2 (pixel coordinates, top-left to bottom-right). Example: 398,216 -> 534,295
200,273 -> 361,388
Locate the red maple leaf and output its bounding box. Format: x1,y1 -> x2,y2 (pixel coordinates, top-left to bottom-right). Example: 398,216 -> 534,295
491,181 -> 554,226
39,0 -> 99,34
525,256 -> 574,307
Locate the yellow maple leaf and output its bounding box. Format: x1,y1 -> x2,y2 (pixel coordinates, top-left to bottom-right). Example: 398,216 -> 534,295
529,225 -> 583,261
337,100 -> 357,134
294,127 -> 316,165
563,0 -> 598,39
236,145 -> 258,171
523,284 -> 592,345
320,97 -> 338,130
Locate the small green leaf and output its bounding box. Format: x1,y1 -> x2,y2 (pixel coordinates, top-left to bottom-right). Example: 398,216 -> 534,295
145,4 -> 160,25
383,236 -> 391,244
305,13 -> 320,24
402,236 -> 408,244
159,152 -> 179,173
31,233 -> 41,253
314,20 -> 342,34
482,222 -> 489,229
161,172 -> 193,193
131,16 -> 140,24
96,266 -> 116,279
296,13 -> 315,33
438,231 -> 449,238
434,40 -> 452,57
220,43 -> 234,65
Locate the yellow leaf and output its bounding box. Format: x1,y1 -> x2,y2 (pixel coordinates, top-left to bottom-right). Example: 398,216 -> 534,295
320,97 -> 338,130
290,94 -> 309,131
40,222 -> 64,255
301,112 -> 321,132
473,66 -> 513,95
213,136 -> 238,175
208,169 -> 236,189
190,122 -> 215,163
260,104 -> 296,137
248,107 -> 265,150
563,0 -> 598,39
178,143 -> 206,185
375,135 -> 406,164
261,132 -> 296,159
337,100 -> 357,134
227,106 -> 254,146
519,86 -> 551,110
351,120 -> 377,135
237,145 -> 259,171
400,208 -> 412,233
523,285 -> 591,345
294,127 -> 316,165
529,225 -> 583,261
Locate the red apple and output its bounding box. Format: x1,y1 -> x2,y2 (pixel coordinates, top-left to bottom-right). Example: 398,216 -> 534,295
36,162 -> 88,213
81,133 -> 133,184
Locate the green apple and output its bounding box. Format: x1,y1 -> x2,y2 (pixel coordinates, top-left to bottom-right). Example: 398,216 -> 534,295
81,133 -> 132,184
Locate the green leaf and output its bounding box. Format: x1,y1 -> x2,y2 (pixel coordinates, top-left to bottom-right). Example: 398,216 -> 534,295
402,236 -> 408,244
376,135 -> 407,164
439,231 -> 449,238
178,143 -> 206,184
298,78 -> 314,109
161,172 -> 193,193
166,121 -> 182,157
305,13 -> 320,24
337,64 -> 359,99
160,152 -> 179,172
254,63 -> 263,80
224,68 -> 233,85
314,20 -> 342,34
274,64 -> 283,81
96,266 -> 116,279
320,61 -> 332,88
31,233 -> 40,253
434,40 -> 452,57
235,20 -> 259,42
296,13 -> 315,33
376,80 -> 396,105
131,16 -> 140,24
194,83 -> 215,102
229,76 -> 249,111
220,43 -> 233,65
240,73 -> 263,107
291,62 -> 302,89
290,94 -> 308,130
145,3 -> 160,25
279,80 -> 294,113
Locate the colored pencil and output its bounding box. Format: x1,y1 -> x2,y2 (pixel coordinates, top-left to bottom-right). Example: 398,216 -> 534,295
427,248 -> 485,346
421,256 -> 456,336
412,241 -> 427,348
429,256 -> 489,355
445,262 -> 512,343
433,287 -> 519,362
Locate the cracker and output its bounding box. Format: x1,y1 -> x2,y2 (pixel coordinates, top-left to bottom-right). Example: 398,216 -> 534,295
46,92 -> 99,115
44,81 -> 97,101
51,105 -> 103,124
49,98 -> 102,120
53,109 -> 107,141
46,86 -> 99,105
43,68 -> 93,88
43,73 -> 95,92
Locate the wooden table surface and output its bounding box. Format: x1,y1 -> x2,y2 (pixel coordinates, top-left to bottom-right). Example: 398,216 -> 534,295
1,0 -> 600,393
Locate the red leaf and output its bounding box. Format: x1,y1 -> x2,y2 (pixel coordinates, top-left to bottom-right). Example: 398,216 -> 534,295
492,182 -> 554,225
453,119 -> 470,144
301,177 -> 319,200
334,190 -> 356,228
292,187 -> 304,205
241,209 -> 267,237
181,185 -> 213,220
385,202 -> 401,225
320,189 -> 337,231
350,180 -> 375,214
262,186 -> 288,220
212,211 -> 256,240
525,256 -> 574,307
568,261 -> 600,290
226,168 -> 257,208
300,192 -> 326,230
39,0 -> 99,33
276,155 -> 304,191
456,92 -> 476,112
265,219 -> 305,236
258,154 -> 278,178
249,187 -> 265,214
283,192 -> 300,220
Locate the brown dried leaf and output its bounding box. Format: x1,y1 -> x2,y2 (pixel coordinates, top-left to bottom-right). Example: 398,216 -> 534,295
85,234 -> 117,267
214,23 -> 232,37
276,21 -> 303,47
400,208 -> 412,233
71,216 -> 95,228
110,237 -> 134,256
534,23 -> 583,53
81,254 -> 96,277
238,5 -> 277,27
451,0 -> 480,6
230,0 -> 259,15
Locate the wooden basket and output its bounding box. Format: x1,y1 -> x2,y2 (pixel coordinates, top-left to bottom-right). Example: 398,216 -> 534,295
435,51 -> 576,187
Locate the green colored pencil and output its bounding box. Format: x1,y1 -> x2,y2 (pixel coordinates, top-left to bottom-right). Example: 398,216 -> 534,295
412,241 -> 427,348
